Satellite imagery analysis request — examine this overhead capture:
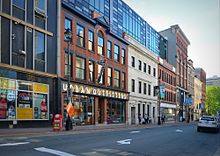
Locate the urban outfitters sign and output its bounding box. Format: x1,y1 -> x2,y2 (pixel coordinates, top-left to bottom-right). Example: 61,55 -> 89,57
62,83 -> 129,100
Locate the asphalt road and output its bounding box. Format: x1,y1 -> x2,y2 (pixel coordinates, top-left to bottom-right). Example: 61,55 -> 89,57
0,124 -> 219,156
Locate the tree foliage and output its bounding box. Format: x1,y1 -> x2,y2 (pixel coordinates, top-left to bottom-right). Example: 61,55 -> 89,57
206,86 -> 220,115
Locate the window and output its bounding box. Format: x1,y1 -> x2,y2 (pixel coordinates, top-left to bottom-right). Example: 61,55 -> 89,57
64,18 -> 72,41
107,67 -> 112,86
138,60 -> 142,70
76,57 -> 85,80
144,83 -> 147,94
98,31 -> 104,55
121,49 -> 125,65
148,65 -> 151,75
114,70 -> 120,88
35,31 -> 45,60
148,84 -> 151,96
98,64 -> 104,84
114,44 -> 119,62
76,24 -> 85,47
144,63 -> 147,73
13,0 -> 25,9
131,79 -> 135,92
35,0 -> 45,11
122,72 -> 126,90
139,81 -> 142,93
88,30 -> 94,51
153,68 -> 156,77
131,56 -> 135,67
107,41 -> 112,59
89,60 -> 94,82
64,53 -> 72,78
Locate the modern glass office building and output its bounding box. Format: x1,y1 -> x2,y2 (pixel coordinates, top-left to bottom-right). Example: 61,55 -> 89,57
62,0 -> 166,55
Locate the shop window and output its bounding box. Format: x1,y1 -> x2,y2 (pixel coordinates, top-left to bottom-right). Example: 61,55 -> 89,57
107,67 -> 112,86
64,52 -> 73,79
98,31 -> 104,55
76,24 -> 85,47
0,89 -> 16,119
114,70 -> 120,88
89,60 -> 94,82
88,30 -> 94,51
76,57 -> 85,80
107,100 -> 125,124
107,41 -> 112,59
33,93 -> 48,119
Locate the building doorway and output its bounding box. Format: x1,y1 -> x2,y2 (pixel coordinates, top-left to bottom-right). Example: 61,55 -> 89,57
131,107 -> 136,124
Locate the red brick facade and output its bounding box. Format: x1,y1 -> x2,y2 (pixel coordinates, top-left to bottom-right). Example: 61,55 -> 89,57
60,8 -> 129,125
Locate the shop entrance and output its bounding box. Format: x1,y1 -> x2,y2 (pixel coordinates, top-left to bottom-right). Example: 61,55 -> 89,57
131,107 -> 136,124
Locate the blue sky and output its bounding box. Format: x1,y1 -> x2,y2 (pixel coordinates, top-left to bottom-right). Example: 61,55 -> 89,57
124,0 -> 220,78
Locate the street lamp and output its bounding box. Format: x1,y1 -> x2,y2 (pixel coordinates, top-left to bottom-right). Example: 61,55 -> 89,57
180,91 -> 184,122
154,86 -> 161,125
64,28 -> 73,102
64,28 -> 73,131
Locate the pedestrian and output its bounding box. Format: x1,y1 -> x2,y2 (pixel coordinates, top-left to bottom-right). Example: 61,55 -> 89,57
138,114 -> 141,124
145,114 -> 149,124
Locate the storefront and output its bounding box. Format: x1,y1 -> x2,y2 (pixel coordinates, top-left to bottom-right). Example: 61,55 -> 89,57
0,77 -> 49,121
160,103 -> 176,122
62,82 -> 129,125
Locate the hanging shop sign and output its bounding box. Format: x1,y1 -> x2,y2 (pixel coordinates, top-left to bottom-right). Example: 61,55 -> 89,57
62,82 -> 129,100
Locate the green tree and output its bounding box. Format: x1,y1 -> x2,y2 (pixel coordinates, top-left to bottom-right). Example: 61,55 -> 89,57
206,86 -> 220,115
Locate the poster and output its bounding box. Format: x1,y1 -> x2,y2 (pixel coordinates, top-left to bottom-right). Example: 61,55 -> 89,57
34,93 -> 48,119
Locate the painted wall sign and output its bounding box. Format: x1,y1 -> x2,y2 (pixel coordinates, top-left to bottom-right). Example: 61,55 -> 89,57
62,82 -> 129,100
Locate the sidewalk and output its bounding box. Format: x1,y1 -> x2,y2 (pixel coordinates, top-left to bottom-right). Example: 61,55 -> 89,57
0,122 -> 195,138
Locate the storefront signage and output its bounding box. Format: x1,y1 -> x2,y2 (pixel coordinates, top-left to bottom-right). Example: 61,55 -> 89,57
62,83 -> 129,100
160,103 -> 177,109
34,83 -> 49,93
17,108 -> 33,119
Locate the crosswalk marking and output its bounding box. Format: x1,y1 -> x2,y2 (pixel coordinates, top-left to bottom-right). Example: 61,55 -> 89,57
0,142 -> 30,147
34,147 -> 76,156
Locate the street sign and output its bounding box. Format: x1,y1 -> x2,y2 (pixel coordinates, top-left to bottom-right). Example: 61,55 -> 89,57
184,98 -> 192,106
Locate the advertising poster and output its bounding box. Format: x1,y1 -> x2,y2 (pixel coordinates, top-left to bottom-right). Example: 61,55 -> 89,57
17,91 -> 33,119
0,89 -> 16,119
34,93 -> 48,119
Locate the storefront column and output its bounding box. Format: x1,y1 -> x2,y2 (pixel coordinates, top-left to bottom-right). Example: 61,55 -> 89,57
103,98 -> 107,125
125,100 -> 128,125
95,97 -> 99,125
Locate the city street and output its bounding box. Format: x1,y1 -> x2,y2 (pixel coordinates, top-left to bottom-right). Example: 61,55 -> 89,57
0,124 -> 219,156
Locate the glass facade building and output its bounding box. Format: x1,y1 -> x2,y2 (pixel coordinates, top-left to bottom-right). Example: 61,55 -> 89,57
62,0 -> 166,55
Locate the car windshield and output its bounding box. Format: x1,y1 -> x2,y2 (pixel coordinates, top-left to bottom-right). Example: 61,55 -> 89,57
201,117 -> 214,121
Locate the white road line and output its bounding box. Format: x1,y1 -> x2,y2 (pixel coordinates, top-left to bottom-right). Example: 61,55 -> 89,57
0,142 -> 30,147
117,139 -> 132,145
176,129 -> 183,133
34,147 -> 76,156
130,131 -> 140,134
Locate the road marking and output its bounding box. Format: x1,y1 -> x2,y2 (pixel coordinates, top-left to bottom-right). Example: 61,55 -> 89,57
176,129 -> 183,133
34,147 -> 76,156
0,142 -> 30,147
117,139 -> 132,145
130,131 -> 140,134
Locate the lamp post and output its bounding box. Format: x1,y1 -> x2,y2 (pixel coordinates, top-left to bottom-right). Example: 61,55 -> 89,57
64,28 -> 72,102
180,91 -> 184,122
64,28 -> 73,131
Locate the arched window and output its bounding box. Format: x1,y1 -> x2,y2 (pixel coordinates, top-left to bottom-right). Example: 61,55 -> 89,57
98,31 -> 104,55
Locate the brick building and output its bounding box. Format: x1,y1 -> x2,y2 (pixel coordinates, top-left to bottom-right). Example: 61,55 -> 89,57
158,58 -> 176,122
60,0 -> 129,125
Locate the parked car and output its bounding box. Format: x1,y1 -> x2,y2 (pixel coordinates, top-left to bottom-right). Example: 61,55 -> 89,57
197,116 -> 220,133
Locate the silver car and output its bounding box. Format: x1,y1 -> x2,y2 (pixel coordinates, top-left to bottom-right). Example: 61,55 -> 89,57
197,116 -> 219,133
